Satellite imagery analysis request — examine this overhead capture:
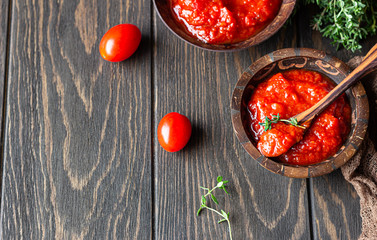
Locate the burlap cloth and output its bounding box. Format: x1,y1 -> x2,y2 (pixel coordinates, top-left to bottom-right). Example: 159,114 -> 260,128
341,56 -> 377,239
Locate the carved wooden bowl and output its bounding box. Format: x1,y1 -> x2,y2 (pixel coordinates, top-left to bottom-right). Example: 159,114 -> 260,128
153,0 -> 296,51
231,48 -> 369,178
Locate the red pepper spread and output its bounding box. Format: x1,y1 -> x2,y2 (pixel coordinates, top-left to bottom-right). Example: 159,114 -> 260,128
247,70 -> 351,165
171,0 -> 282,44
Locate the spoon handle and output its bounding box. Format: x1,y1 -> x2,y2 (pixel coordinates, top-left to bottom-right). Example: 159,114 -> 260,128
295,43 -> 377,124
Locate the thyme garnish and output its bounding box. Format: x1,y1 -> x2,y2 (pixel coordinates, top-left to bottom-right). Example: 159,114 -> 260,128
197,176 -> 232,240
304,0 -> 377,52
259,113 -> 306,131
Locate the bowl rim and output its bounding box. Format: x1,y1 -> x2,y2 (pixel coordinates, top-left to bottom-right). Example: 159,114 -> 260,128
231,48 -> 369,178
153,0 -> 297,52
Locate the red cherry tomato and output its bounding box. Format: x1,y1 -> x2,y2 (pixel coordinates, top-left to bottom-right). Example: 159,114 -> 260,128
157,112 -> 192,152
99,24 -> 141,62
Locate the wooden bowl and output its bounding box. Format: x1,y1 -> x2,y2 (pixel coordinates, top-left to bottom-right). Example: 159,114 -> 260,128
231,48 -> 369,178
153,0 -> 296,51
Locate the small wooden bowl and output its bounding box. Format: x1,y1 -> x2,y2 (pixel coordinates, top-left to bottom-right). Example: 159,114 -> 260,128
231,48 -> 369,178
153,0 -> 296,51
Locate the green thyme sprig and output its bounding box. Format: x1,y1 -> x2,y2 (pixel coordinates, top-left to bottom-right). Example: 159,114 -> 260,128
197,176 -> 232,240
259,113 -> 306,131
303,0 -> 377,52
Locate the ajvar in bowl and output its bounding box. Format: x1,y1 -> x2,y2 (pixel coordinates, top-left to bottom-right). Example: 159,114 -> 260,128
231,48 -> 369,178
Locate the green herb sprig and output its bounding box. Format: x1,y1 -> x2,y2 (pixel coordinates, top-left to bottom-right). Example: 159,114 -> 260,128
304,0 -> 377,52
259,113 -> 306,131
197,176 -> 232,240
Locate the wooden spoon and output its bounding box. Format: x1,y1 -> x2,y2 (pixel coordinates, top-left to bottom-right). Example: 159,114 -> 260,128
294,44 -> 377,126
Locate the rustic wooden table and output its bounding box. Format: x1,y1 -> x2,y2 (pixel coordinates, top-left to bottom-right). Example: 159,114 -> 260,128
1,1 -> 376,239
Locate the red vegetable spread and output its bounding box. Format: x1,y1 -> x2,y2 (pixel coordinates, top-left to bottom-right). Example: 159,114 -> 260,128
171,0 -> 282,44
248,70 -> 351,165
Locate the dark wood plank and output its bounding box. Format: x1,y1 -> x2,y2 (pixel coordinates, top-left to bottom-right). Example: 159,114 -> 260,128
153,13 -> 311,239
0,0 -> 151,239
0,0 -> 9,82
297,8 -> 377,240
0,0 -> 9,153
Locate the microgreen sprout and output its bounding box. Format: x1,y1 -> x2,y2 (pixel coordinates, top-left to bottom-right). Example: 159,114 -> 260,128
259,113 -> 306,131
197,176 -> 232,240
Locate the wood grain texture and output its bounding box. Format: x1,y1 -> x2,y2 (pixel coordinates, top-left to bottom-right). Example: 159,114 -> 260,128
153,12 -> 311,239
0,0 -> 152,239
0,0 -> 9,80
297,9 -> 377,240
309,173 -> 361,240
0,0 -> 9,152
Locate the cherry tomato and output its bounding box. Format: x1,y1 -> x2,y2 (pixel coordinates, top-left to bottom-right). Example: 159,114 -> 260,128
157,112 -> 192,152
99,24 -> 141,62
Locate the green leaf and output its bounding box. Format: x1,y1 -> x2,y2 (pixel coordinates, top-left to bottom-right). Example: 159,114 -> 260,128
218,218 -> 227,224
271,114 -> 280,123
217,176 -> 223,182
289,117 -> 298,126
221,186 -> 229,195
221,210 -> 227,217
211,194 -> 219,205
197,207 -> 203,216
201,195 -> 206,204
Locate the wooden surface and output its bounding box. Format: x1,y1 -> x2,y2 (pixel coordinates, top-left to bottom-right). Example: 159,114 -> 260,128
0,0 -> 375,239
0,0 -> 9,151
154,18 -> 311,239
1,0 -> 151,239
